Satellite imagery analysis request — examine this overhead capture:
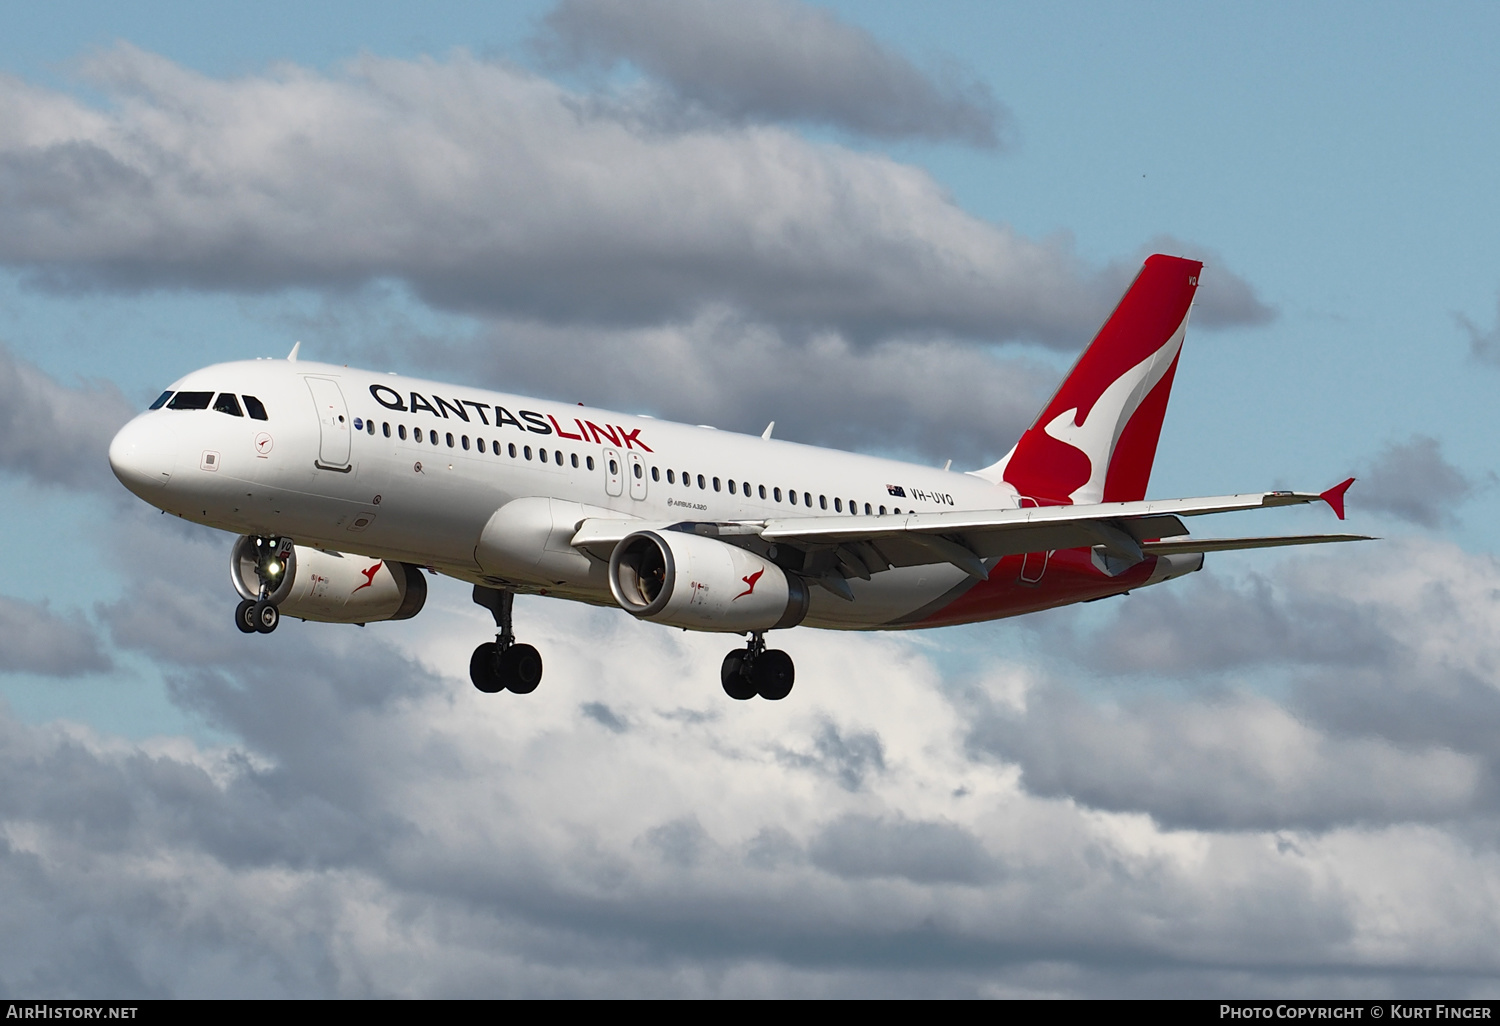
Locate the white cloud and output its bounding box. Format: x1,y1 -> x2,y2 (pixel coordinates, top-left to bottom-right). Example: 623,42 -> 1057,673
536,0 -> 1007,147
2,525 -> 1498,995
1355,435 -> 1476,528
0,596 -> 110,676
0,343 -> 135,490
0,46 -> 1269,348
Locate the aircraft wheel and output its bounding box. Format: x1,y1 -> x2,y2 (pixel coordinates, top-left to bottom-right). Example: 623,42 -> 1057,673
721,650 -> 756,701
469,642 -> 504,693
500,643 -> 543,695
253,600 -> 279,634
235,599 -> 258,634
753,650 -> 795,701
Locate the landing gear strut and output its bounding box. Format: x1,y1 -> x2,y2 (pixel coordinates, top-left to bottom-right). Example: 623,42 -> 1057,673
721,632 -> 795,701
470,586 -> 543,695
234,536 -> 288,635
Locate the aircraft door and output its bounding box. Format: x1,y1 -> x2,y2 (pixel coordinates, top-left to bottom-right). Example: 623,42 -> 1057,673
627,451 -> 647,501
305,376 -> 352,470
602,447 -> 623,497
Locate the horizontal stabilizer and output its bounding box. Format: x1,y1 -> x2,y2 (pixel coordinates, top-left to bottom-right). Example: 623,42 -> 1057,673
1143,534 -> 1373,555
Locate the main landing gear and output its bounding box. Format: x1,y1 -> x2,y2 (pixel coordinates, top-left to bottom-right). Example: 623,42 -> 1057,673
470,586 -> 543,695
234,536 -> 287,635
721,632 -> 795,701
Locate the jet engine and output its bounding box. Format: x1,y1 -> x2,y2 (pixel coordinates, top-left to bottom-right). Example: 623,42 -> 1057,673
230,535 -> 427,624
608,530 -> 809,632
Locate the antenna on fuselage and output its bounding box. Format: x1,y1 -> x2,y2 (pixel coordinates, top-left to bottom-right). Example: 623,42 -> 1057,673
287,341 -> 301,362
761,421 -> 775,440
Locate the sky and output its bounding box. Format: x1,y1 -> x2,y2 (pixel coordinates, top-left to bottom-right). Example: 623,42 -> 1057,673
1,0 -> 1499,998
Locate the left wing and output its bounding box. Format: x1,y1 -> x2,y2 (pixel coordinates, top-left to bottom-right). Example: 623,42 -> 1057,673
570,480 -> 1369,584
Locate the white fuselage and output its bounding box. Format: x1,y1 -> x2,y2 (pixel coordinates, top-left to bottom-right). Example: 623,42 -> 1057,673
109,358 -> 1030,629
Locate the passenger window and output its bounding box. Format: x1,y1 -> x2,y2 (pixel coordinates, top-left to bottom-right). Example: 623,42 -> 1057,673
383,423 -> 391,438
879,505 -> 886,515
476,438 -> 486,453
759,485 -> 766,499
819,495 -> 827,510
555,450 -> 562,464
399,425 -> 407,440
167,391 -> 213,410
148,390 -> 173,410
728,480 -> 736,494
609,458 -> 618,474
509,443 -> 517,458
633,463 -> 642,479
446,433 -> 455,448
586,455 -> 595,470
774,488 -> 782,502
743,481 -> 750,496
651,466 -> 659,481
865,503 -> 872,515
667,470 -> 675,484
462,436 -> 470,451
540,448 -> 548,463
835,498 -> 843,512
697,474 -> 705,489
429,430 -> 438,445
367,420 -> 375,435
712,477 -> 720,491
525,446 -> 533,460
572,454 -> 580,469
243,395 -> 269,420
804,492 -> 811,506
213,393 -> 244,417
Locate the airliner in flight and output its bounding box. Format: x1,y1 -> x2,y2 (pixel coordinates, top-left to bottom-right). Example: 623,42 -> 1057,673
108,255 -> 1364,701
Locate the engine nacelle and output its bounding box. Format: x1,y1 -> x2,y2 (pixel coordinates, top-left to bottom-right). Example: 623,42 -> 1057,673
230,536 -> 427,624
608,530 -> 809,632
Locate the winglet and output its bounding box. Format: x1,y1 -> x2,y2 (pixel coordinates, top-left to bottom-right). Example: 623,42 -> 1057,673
1319,477 -> 1354,520
287,341 -> 301,362
761,421 -> 775,440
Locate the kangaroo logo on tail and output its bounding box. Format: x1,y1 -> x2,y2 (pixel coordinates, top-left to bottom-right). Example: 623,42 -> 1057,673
978,255 -> 1202,505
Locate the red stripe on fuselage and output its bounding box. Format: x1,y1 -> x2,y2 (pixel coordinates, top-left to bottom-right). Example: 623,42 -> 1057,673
912,548 -> 1160,628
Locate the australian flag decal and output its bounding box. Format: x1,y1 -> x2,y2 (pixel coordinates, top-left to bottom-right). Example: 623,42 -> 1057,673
886,485 -> 906,497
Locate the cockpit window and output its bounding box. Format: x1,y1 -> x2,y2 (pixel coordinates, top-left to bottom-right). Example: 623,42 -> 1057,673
213,393 -> 244,417
166,391 -> 213,410
243,395 -> 268,421
148,390 -> 173,410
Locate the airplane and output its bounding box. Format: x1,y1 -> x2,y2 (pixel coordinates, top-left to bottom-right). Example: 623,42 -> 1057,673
107,254 -> 1366,701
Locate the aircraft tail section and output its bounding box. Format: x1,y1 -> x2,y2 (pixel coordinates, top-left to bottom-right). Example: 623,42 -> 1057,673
977,254 -> 1202,505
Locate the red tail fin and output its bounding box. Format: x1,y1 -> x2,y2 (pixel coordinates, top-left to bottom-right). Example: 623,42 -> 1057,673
980,254 -> 1202,505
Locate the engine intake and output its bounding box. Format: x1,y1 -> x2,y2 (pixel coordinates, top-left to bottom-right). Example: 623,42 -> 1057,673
230,536 -> 426,624
608,530 -> 808,632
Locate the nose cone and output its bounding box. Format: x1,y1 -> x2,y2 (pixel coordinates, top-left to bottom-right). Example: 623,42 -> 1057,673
109,416 -> 176,498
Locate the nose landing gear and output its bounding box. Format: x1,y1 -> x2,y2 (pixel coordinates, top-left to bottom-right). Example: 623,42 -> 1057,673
235,598 -> 280,634
234,536 -> 290,635
470,586 -> 543,694
721,632 -> 795,701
